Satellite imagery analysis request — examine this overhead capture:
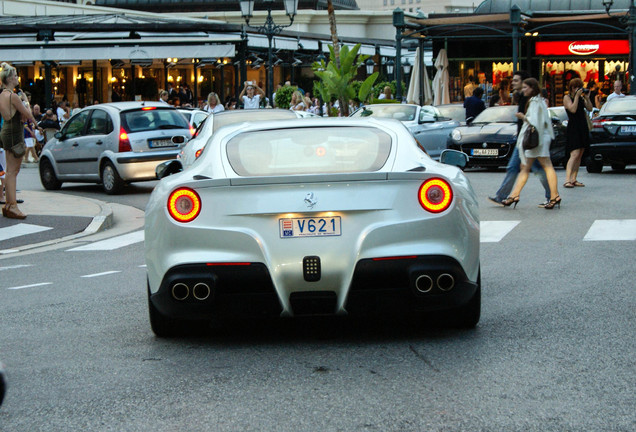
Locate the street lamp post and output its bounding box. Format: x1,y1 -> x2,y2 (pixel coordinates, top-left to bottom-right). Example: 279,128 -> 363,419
603,0 -> 636,95
240,0 -> 298,105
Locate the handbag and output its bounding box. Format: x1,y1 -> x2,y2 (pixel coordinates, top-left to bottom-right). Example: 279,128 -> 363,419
7,94 -> 26,158
522,124 -> 539,150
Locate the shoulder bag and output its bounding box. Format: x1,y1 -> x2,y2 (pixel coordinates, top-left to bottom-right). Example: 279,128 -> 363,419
8,93 -> 26,158
522,123 -> 539,150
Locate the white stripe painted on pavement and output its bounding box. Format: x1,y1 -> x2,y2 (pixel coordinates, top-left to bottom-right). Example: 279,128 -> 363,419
480,221 -> 521,243
0,264 -> 33,271
584,219 -> 636,241
80,271 -> 122,278
0,223 -> 53,241
6,282 -> 53,290
66,230 -> 144,251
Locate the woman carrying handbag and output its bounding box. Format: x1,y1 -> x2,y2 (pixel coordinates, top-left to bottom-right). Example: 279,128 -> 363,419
0,62 -> 38,219
502,78 -> 561,210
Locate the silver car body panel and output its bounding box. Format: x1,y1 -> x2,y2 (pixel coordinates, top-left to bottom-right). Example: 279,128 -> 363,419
145,118 -> 480,317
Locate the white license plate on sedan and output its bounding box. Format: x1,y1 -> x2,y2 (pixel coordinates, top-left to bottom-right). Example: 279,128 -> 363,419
472,148 -> 498,156
149,138 -> 176,148
620,125 -> 636,133
279,216 -> 341,238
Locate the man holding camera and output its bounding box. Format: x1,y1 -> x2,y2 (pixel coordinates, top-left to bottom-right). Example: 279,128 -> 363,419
239,81 -> 265,109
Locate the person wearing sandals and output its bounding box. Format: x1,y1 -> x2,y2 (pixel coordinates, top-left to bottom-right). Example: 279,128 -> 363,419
502,78 -> 561,210
0,62 -> 37,219
563,78 -> 593,188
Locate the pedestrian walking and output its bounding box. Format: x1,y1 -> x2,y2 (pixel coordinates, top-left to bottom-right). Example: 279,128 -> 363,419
488,70 -> 551,207
563,78 -> 593,188
502,78 -> 561,210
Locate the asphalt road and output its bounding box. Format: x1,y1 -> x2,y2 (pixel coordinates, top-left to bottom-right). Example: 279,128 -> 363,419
0,165 -> 634,431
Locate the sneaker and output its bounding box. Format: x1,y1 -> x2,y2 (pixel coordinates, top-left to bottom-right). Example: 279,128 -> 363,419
488,196 -> 504,207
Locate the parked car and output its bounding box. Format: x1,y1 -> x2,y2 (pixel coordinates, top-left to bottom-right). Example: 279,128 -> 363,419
350,103 -> 460,160
39,102 -> 192,194
587,95 -> 636,173
446,105 -> 568,169
178,108 -> 300,169
145,118 -> 480,336
177,108 -> 209,130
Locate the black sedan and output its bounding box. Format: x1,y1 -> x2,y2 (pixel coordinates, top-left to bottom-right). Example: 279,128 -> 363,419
446,105 -> 568,169
587,95 -> 636,173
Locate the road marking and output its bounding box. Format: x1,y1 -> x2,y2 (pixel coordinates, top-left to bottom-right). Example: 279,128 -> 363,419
584,219 -> 636,241
6,282 -> 53,290
80,271 -> 122,278
480,220 -> 521,243
66,230 -> 144,251
0,223 -> 53,241
0,264 -> 33,271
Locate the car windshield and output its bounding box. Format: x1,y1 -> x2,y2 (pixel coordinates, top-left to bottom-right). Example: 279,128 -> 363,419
213,110 -> 297,133
352,105 -> 417,122
227,126 -> 392,176
472,106 -> 517,124
436,105 -> 466,122
123,108 -> 189,133
549,107 -> 568,122
601,98 -> 636,115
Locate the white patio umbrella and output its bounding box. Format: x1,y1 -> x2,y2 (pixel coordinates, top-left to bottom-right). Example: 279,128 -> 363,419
432,48 -> 450,105
406,48 -> 421,105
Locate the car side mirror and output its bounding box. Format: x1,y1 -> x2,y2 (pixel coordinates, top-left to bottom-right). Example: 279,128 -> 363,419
419,116 -> 435,124
54,132 -> 63,140
466,116 -> 474,125
440,149 -> 468,169
156,160 -> 183,179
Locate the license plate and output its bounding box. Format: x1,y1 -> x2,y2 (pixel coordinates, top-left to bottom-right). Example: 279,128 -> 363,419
472,148 -> 498,156
620,125 -> 636,133
279,216 -> 341,238
149,138 -> 176,148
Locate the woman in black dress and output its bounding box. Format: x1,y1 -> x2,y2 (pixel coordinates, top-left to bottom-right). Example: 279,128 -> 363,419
563,78 -> 593,187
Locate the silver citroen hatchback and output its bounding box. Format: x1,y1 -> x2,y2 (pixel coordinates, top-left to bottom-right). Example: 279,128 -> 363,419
39,102 -> 193,194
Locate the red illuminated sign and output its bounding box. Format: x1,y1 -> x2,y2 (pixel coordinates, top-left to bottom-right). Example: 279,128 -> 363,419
535,40 -> 629,56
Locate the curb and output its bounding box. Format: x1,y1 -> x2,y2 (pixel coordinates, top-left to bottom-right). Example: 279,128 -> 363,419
0,198 -> 113,257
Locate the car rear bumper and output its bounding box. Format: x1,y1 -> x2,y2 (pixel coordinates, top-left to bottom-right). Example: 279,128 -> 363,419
149,256 -> 478,321
588,141 -> 636,164
114,150 -> 180,181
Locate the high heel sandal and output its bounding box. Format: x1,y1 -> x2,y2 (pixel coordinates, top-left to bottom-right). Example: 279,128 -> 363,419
501,196 -> 520,208
3,203 -> 26,219
544,196 -> 561,210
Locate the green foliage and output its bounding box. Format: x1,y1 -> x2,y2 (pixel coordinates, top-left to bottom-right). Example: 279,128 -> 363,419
275,85 -> 297,109
312,43 -> 379,116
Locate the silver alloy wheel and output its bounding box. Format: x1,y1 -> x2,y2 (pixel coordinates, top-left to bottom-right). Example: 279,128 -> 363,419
102,164 -> 115,191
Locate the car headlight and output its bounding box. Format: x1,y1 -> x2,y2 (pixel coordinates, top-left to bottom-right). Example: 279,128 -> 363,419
451,129 -> 462,142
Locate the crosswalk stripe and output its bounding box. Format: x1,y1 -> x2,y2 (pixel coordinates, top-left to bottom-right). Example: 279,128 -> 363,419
480,220 -> 521,243
6,282 -> 52,290
81,271 -> 121,278
66,230 -> 145,251
0,264 -> 33,271
584,219 -> 636,241
0,223 -> 53,242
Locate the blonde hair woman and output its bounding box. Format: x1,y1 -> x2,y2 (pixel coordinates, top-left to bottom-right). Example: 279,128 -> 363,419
204,92 -> 224,114
289,91 -> 305,111
0,62 -> 37,219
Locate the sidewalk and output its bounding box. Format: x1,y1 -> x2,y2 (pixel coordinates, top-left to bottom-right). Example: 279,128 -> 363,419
0,190 -> 114,256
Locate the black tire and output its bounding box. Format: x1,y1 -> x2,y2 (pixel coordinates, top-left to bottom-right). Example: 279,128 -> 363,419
611,163 -> 626,171
101,161 -> 124,195
586,158 -> 603,174
39,158 -> 62,190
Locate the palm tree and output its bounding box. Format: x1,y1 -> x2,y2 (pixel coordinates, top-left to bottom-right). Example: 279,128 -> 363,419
326,0 -> 340,68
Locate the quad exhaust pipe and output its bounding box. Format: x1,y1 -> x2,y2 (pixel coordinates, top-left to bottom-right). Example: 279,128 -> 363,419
171,282 -> 212,301
414,273 -> 455,293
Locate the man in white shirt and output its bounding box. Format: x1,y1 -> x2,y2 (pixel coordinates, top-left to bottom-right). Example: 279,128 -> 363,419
606,80 -> 626,102
239,82 -> 265,109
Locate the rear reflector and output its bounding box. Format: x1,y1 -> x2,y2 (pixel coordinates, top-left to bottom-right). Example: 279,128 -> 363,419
418,178 -> 453,213
167,188 -> 201,223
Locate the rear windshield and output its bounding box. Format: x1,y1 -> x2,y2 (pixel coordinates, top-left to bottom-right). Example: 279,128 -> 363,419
227,126 -> 392,176
352,105 -> 417,122
122,107 -> 189,133
213,110 -> 297,133
601,98 -> 636,115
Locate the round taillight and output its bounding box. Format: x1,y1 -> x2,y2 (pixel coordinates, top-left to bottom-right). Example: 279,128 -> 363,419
167,188 -> 201,222
418,178 -> 453,213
